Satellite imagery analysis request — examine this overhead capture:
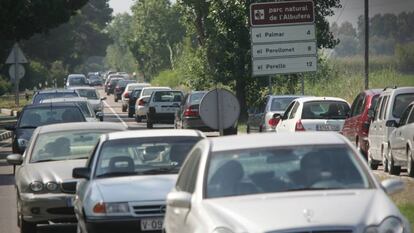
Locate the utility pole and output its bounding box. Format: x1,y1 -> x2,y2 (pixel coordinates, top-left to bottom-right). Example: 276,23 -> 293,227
364,0 -> 369,90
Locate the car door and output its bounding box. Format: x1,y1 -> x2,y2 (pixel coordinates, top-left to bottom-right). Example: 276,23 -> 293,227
276,101 -> 298,132
369,96 -> 385,160
393,105 -> 413,162
176,94 -> 189,128
343,93 -> 365,144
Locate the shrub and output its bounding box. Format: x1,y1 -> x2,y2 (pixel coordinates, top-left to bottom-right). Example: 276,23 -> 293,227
395,42 -> 414,73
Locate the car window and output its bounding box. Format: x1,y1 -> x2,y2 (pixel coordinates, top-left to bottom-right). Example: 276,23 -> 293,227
393,93 -> 414,118
132,90 -> 142,98
152,91 -> 183,103
33,92 -> 79,104
270,97 -> 296,111
77,89 -> 99,100
374,96 -> 383,121
258,97 -> 267,113
380,96 -> 390,120
94,137 -> 201,178
30,130 -> 110,163
301,101 -> 350,120
19,106 -> 85,127
176,148 -> 202,193
69,77 -> 87,86
399,105 -> 413,126
351,94 -> 365,117
142,88 -> 169,97
408,106 -> 414,124
86,139 -> 101,169
75,102 -> 94,117
288,102 -> 300,119
282,101 -> 296,120
205,145 -> 370,199
189,93 -> 205,104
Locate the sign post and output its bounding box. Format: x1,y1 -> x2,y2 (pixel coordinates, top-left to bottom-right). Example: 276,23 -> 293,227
6,43 -> 28,107
250,1 -> 317,86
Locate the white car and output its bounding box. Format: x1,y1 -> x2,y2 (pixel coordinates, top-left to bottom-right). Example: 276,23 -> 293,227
135,87 -> 171,122
387,100 -> 414,176
121,83 -> 150,112
40,97 -> 101,122
368,87 -> 414,172
66,74 -> 88,88
276,97 -> 350,132
72,130 -> 205,233
146,90 -> 184,129
68,87 -> 106,116
164,132 -> 410,233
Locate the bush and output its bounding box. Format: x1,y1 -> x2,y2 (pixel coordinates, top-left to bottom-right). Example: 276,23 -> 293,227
151,70 -> 184,88
0,76 -> 12,96
21,61 -> 50,90
395,42 -> 414,73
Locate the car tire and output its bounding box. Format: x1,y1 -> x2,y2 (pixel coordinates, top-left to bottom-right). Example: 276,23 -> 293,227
408,149 -> 414,178
356,139 -> 367,160
223,127 -> 238,136
147,121 -> 153,129
128,111 -> 134,118
20,218 -> 36,233
135,115 -> 142,123
114,97 -> 118,103
122,105 -> 127,112
246,124 -> 250,134
368,156 -> 379,170
382,148 -> 389,173
388,156 -> 401,176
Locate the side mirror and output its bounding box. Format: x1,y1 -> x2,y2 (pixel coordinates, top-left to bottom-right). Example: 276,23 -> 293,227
7,154 -> 23,165
96,112 -> 104,121
73,167 -> 90,179
5,125 -> 16,131
101,97 -> 107,101
381,179 -> 404,195
167,191 -> 192,209
385,120 -> 398,128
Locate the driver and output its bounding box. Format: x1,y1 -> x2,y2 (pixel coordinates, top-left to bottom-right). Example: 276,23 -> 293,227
300,151 -> 326,187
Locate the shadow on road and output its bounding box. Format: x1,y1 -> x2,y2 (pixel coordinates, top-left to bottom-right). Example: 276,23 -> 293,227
37,224 -> 76,233
0,173 -> 15,186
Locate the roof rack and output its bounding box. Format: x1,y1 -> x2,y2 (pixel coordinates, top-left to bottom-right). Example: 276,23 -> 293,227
383,86 -> 397,91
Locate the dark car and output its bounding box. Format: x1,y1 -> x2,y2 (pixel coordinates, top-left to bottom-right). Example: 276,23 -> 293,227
341,89 -> 382,158
128,88 -> 142,118
88,76 -> 103,86
31,89 -> 80,104
114,79 -> 135,102
6,103 -> 87,154
174,91 -> 238,135
106,77 -> 124,95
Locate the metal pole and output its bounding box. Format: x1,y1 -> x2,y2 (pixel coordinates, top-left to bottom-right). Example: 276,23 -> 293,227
268,76 -> 272,95
364,0 -> 369,90
216,88 -> 224,136
14,45 -> 19,108
301,75 -> 305,95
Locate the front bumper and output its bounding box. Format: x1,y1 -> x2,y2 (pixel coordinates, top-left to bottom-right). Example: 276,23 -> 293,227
19,192 -> 76,223
85,216 -> 162,233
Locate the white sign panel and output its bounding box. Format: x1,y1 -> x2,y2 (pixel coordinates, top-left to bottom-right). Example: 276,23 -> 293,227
252,41 -> 316,58
9,64 -> 25,82
6,43 -> 28,64
251,24 -> 315,44
253,56 -> 317,76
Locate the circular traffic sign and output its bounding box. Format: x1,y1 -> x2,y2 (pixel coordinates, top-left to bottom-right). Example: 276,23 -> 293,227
9,64 -> 25,81
199,89 -> 240,130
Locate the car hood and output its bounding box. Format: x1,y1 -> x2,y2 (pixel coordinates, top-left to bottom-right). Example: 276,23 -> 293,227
203,190 -> 400,232
88,99 -> 101,105
95,175 -> 177,202
20,159 -> 87,183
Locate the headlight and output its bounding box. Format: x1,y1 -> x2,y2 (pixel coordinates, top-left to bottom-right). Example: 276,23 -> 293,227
30,181 -> 43,192
17,138 -> 28,147
213,227 -> 235,233
45,182 -> 59,192
365,217 -> 404,233
106,202 -> 130,214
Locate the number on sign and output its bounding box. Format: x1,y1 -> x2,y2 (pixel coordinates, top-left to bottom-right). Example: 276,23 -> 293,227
307,61 -> 313,67
307,30 -> 311,35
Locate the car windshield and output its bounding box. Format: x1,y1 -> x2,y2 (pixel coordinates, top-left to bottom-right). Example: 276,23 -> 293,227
205,145 -> 370,199
94,137 -> 200,178
72,102 -> 94,117
76,89 -> 99,100
118,80 -> 135,87
69,77 -> 87,86
30,130 -> 112,163
18,106 -> 85,128
132,90 -> 142,98
393,93 -> 414,118
190,93 -> 206,104
270,97 -> 297,111
153,91 -> 182,102
142,89 -> 168,97
302,101 -> 350,120
33,92 -> 79,104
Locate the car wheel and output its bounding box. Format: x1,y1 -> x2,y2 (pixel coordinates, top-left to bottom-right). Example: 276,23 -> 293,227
223,127 -> 238,136
114,97 -> 118,102
368,155 -> 379,170
122,105 -> 127,112
147,121 -> 153,129
388,150 -> 401,175
135,115 -> 142,123
128,111 -> 134,118
20,218 -> 36,233
246,124 -> 250,134
356,139 -> 367,160
382,148 -> 389,172
408,149 -> 414,177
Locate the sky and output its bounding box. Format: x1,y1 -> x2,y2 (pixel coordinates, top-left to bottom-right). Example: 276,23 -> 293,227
109,0 -> 134,15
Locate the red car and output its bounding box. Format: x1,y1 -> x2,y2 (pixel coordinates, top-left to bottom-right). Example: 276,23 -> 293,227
342,89 -> 382,158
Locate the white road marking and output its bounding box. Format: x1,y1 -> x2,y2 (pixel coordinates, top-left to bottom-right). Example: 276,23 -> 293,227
103,101 -> 128,128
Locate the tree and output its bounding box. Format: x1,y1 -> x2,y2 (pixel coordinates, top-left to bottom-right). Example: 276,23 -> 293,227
333,21 -> 358,57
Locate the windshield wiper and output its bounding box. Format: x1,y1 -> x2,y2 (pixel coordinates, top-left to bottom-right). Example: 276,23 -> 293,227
141,166 -> 179,175
96,171 -> 138,178
19,126 -> 37,129
33,159 -> 57,163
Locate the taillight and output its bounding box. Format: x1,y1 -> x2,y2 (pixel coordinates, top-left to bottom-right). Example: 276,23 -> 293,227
268,118 -> 280,127
93,202 -> 106,214
184,106 -> 199,117
124,92 -> 129,98
295,120 -> 305,131
138,99 -> 145,106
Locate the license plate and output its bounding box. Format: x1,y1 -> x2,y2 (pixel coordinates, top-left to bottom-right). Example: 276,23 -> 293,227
66,197 -> 73,207
317,124 -> 340,131
140,218 -> 163,231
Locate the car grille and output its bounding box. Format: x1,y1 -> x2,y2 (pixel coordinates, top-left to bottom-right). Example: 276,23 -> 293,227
132,204 -> 166,217
60,181 -> 77,194
47,207 -> 75,215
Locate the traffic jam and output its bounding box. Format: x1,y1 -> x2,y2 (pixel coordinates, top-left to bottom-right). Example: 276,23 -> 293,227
1,1 -> 414,233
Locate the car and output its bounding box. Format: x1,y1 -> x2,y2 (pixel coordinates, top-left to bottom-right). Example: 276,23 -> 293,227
114,79 -> 136,103
368,87 -> 414,171
31,89 -> 80,104
104,75 -> 125,95
174,91 -> 238,135
6,122 -> 127,233
68,87 -> 106,117
164,132 -> 410,233
72,129 -> 205,233
6,103 -> 87,154
135,87 -> 171,122
121,83 -> 151,112
66,74 -> 88,88
276,97 -> 350,133
146,90 -> 184,129
387,101 -> 414,176
127,88 -> 143,118
342,89 -> 382,158
40,97 -> 101,122
88,76 -> 103,86
247,95 -> 301,133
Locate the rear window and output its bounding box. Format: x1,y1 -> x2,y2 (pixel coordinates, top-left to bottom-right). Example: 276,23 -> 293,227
33,92 -> 79,104
270,97 -> 297,111
189,93 -> 206,104
132,90 -> 142,98
302,101 -> 350,120
142,88 -> 169,97
77,89 -> 98,100
19,106 -> 85,127
153,91 -> 183,102
393,93 -> 414,118
69,77 -> 87,86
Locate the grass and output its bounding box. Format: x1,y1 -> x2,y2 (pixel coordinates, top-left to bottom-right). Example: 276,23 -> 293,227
399,204 -> 414,230
238,122 -> 247,134
0,94 -> 31,111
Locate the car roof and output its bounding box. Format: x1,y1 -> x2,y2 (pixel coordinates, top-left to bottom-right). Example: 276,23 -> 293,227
35,89 -> 77,94
268,95 -> 304,99
142,86 -> 171,90
41,97 -> 88,103
105,129 -> 204,141
68,74 -> 86,78
209,132 -> 347,152
127,83 -> 150,87
69,86 -> 96,90
382,86 -> 414,95
364,89 -> 382,95
294,96 -> 348,103
37,122 -> 127,134
24,102 -> 81,109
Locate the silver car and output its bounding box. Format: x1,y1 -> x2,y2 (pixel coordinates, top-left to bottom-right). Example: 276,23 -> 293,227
6,122 -> 126,233
72,129 -> 204,233
164,132 -> 410,233
69,86 -> 107,117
